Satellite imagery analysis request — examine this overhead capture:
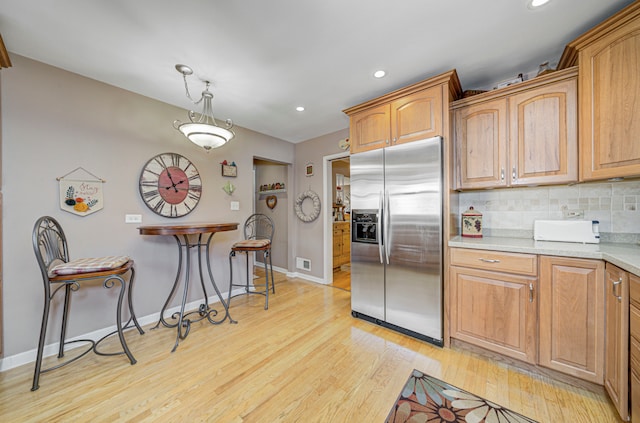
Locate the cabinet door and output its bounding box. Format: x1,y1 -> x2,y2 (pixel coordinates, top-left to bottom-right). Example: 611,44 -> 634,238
632,367 -> 640,423
605,263 -> 630,421
579,16 -> 640,180
341,228 -> 350,262
509,79 -> 578,186
349,104 -> 390,154
390,86 -> 442,146
450,266 -> 537,363
333,228 -> 344,268
538,256 -> 604,383
455,98 -> 508,189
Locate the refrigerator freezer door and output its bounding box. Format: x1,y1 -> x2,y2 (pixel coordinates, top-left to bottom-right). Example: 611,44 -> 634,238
384,137 -> 443,341
350,148 -> 385,320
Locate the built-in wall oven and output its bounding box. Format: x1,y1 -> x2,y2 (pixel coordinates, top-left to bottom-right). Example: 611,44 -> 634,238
352,210 -> 379,244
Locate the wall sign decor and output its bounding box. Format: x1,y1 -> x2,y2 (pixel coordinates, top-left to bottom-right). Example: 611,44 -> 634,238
222,180 -> 236,195
139,152 -> 202,218
305,162 -> 314,177
294,190 -> 321,222
265,195 -> 277,209
220,160 -> 237,177
57,167 -> 105,216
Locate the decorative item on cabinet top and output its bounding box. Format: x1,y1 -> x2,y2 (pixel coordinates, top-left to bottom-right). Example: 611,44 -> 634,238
462,206 -> 482,238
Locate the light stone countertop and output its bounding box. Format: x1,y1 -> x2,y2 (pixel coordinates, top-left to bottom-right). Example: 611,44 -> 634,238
449,235 -> 640,276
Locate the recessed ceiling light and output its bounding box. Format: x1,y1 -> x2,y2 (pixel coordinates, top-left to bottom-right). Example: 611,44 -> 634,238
296,106 -> 305,112
373,70 -> 386,78
528,0 -> 551,9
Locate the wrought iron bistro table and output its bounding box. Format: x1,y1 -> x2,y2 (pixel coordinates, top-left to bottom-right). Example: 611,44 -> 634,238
138,222 -> 238,352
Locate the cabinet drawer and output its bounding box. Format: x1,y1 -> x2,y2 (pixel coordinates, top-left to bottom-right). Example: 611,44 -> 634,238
450,248 -> 537,276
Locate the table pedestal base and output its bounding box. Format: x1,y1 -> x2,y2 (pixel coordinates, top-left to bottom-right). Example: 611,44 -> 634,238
154,232 -> 236,352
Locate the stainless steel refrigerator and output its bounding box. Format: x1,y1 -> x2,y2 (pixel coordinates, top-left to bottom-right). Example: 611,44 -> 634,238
350,136 -> 443,346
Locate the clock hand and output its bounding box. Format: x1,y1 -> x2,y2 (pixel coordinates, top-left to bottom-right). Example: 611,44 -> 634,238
164,169 -> 180,192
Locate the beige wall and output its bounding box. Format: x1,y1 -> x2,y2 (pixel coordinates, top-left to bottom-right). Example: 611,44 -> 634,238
293,129 -> 349,280
1,55 -> 295,357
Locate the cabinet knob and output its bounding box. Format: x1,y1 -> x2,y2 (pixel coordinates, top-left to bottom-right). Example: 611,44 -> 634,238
500,168 -> 505,181
512,166 -> 517,182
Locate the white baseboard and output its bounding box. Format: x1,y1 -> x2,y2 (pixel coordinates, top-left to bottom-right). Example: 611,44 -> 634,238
287,271 -> 327,285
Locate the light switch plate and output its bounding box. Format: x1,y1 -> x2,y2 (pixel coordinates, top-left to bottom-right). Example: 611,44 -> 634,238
125,214 -> 142,223
230,201 -> 240,211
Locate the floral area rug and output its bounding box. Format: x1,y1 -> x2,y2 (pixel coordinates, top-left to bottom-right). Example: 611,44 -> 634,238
386,369 -> 538,423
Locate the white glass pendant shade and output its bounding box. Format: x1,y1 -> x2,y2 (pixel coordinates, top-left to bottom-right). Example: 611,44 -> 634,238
175,122 -> 234,150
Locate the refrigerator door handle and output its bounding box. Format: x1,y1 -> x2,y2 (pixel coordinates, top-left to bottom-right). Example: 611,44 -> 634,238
384,189 -> 390,264
378,191 -> 384,264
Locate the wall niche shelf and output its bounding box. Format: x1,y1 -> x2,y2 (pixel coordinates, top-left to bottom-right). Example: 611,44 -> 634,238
258,189 -> 287,195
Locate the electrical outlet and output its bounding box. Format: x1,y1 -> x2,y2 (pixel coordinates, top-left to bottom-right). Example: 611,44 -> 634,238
230,201 -> 240,211
562,209 -> 584,219
125,214 -> 142,223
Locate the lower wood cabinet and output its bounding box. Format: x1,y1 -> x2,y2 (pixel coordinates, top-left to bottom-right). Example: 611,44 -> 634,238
332,222 -> 350,269
630,272 -> 640,422
538,256 -> 605,384
449,249 -> 538,363
451,247 -> 640,420
605,262 -> 630,421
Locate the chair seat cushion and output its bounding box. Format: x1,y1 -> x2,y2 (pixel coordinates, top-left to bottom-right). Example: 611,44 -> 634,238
232,239 -> 271,249
49,255 -> 130,276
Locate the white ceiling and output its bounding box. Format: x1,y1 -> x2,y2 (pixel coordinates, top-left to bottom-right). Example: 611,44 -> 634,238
0,0 -> 634,143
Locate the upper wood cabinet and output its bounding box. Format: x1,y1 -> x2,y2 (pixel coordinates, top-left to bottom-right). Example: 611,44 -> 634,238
559,1 -> 640,181
348,103 -> 390,153
452,67 -> 578,190
453,98 -> 508,189
344,70 -> 461,154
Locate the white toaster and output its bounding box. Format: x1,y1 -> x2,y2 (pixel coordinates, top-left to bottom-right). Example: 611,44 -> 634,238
534,220 -> 600,244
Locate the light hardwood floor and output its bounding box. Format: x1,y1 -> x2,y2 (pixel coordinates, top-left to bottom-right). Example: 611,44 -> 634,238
331,266 -> 350,291
0,270 -> 621,422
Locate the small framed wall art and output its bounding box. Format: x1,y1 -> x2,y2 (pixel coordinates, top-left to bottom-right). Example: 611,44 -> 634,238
305,162 -> 313,177
221,160 -> 237,177
222,164 -> 237,177
57,167 -> 105,217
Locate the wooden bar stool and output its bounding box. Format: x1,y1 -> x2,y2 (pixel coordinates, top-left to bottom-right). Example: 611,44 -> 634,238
227,214 -> 275,310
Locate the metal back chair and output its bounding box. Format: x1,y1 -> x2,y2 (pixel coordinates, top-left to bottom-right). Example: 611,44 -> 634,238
31,216 -> 143,391
228,213 -> 275,309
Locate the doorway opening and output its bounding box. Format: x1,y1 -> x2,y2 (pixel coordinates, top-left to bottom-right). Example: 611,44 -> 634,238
324,153 -> 350,291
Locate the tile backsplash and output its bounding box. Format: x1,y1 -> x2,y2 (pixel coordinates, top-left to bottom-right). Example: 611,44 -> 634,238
457,180 -> 640,243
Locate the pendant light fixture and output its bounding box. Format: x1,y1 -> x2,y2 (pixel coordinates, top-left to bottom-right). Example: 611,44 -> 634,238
173,64 -> 234,151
